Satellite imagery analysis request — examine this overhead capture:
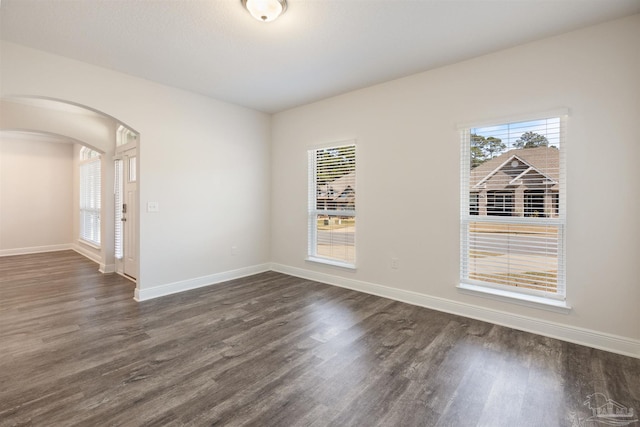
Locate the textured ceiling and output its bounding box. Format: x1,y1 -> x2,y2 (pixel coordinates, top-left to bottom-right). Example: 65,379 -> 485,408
1,0 -> 639,113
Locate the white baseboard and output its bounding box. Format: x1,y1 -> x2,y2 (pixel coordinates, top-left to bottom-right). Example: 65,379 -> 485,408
134,263 -> 272,302
0,244 -> 110,273
99,263 -> 116,274
271,263 -> 640,359
73,244 -> 102,265
0,244 -> 73,257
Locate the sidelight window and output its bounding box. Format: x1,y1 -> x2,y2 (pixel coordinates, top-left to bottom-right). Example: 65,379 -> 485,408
79,147 -> 101,246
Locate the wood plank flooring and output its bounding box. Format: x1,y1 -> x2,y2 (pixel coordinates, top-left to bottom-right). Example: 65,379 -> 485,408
1,251 -> 639,426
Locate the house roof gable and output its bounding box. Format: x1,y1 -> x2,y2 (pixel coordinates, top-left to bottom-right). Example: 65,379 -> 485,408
471,147 -> 559,190
318,172 -> 355,202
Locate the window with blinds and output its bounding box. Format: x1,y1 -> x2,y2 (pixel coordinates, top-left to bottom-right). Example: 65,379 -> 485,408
460,113 -> 566,299
79,147 -> 101,246
308,143 -> 356,267
114,159 -> 123,259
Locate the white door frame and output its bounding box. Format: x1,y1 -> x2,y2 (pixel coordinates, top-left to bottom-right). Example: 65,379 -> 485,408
114,141 -> 138,281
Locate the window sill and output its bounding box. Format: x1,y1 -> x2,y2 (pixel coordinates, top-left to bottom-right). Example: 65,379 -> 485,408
457,282 -> 571,314
305,257 -> 356,270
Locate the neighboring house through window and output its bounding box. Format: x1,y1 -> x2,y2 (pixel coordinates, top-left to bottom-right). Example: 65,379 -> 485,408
460,112 -> 567,304
308,143 -> 356,267
79,147 -> 101,246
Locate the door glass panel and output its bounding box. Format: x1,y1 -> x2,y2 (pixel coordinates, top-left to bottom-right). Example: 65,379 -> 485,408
129,156 -> 137,182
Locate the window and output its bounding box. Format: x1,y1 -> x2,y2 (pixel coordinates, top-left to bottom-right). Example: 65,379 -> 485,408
79,147 -> 101,246
469,194 -> 479,215
308,143 -> 356,267
116,125 -> 138,147
128,156 -> 137,182
460,113 -> 566,302
114,159 -> 123,259
80,146 -> 99,161
487,191 -> 514,216
524,190 -> 546,218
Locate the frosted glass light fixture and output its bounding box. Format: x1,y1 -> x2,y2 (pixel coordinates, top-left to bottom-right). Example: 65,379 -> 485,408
241,0 -> 287,22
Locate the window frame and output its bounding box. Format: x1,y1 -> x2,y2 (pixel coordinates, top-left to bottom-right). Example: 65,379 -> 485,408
307,142 -> 357,269
458,110 -> 568,311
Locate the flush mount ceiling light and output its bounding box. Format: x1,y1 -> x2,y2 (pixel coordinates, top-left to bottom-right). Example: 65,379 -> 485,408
241,0 -> 287,22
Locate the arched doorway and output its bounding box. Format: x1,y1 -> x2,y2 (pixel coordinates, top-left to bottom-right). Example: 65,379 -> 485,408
0,96 -> 139,284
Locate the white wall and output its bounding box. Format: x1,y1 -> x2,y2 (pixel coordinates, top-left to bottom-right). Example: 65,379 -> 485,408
0,135 -> 74,253
271,15 -> 640,352
0,41 -> 272,296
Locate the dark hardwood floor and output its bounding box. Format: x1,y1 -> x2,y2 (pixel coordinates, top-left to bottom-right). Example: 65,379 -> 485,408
1,251 -> 638,426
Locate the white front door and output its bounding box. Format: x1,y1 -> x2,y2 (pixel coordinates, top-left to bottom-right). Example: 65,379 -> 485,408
122,149 -> 138,279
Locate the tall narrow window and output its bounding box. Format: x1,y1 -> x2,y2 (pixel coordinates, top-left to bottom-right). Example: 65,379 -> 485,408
460,113 -> 566,301
308,143 -> 356,267
79,147 -> 101,246
114,159 -> 123,259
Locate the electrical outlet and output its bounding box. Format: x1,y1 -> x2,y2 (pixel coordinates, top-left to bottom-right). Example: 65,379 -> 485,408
391,258 -> 400,269
147,201 -> 159,213
231,246 -> 240,256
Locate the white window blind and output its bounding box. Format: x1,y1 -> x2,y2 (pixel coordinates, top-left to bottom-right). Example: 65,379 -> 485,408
308,143 -> 356,266
460,115 -> 566,299
114,159 -> 123,259
79,150 -> 101,246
